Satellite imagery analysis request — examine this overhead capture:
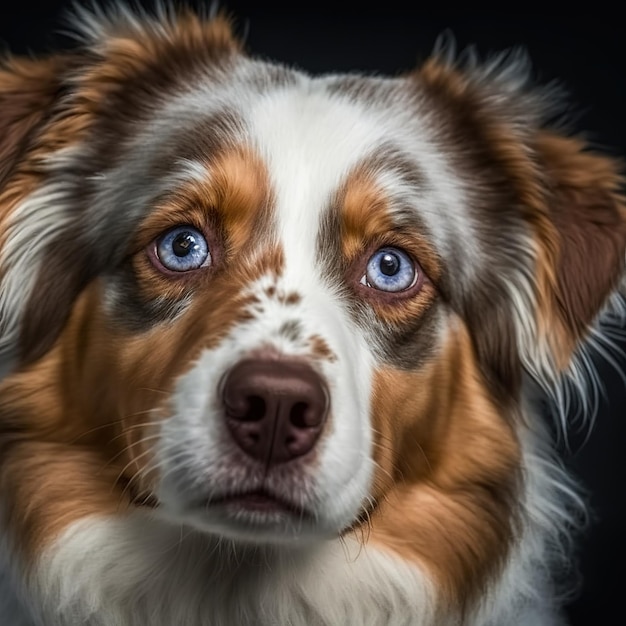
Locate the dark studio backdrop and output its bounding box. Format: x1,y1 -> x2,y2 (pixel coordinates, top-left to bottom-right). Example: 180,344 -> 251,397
1,2 -> 624,624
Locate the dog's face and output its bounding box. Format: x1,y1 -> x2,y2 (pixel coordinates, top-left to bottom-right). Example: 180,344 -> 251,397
1,9 -> 625,596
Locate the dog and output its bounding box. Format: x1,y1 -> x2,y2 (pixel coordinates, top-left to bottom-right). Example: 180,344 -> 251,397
0,5 -> 624,625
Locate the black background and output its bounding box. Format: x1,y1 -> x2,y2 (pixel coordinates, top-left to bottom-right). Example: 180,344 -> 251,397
1,2 -> 624,624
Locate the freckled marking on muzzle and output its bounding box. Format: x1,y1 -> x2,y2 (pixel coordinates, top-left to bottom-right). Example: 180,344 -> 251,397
308,335 -> 337,363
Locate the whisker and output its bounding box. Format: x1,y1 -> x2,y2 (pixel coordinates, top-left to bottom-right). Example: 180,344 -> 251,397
70,412 -> 164,444
137,387 -> 170,396
106,423 -> 164,446
99,433 -> 164,476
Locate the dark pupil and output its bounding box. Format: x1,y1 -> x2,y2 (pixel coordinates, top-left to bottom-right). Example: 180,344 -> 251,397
379,253 -> 400,276
172,232 -> 197,257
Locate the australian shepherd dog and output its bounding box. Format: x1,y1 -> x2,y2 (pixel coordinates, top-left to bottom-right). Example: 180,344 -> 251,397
0,5 -> 624,625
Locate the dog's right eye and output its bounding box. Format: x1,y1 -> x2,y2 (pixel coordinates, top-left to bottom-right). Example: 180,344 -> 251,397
153,226 -> 211,272
360,247 -> 418,293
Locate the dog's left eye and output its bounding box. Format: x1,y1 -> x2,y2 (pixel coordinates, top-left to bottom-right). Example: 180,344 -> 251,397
154,226 -> 211,272
361,247 -> 418,292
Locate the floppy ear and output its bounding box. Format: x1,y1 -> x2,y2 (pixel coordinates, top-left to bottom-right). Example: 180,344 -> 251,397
527,133 -> 626,393
0,55 -> 67,185
416,52 -> 625,406
0,54 -> 88,376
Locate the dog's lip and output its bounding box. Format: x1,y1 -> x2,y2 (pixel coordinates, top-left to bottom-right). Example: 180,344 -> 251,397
207,489 -> 309,517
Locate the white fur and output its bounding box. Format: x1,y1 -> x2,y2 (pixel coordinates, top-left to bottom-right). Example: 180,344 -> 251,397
17,514 -> 435,626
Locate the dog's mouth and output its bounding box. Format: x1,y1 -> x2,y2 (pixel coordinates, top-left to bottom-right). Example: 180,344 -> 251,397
207,488 -> 310,519
128,479 -> 316,537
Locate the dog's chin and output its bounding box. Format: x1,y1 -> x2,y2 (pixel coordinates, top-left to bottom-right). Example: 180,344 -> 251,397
156,492 -> 347,545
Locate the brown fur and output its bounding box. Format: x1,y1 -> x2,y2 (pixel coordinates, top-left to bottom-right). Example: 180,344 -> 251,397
367,320 -> 519,610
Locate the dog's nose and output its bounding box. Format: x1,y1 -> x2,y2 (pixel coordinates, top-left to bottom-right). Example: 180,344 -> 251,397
222,359 -> 329,466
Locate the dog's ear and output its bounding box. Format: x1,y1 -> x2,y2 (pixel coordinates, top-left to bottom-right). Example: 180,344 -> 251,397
0,55 -> 66,186
0,54 -> 86,377
527,133 -> 626,388
417,52 -> 626,402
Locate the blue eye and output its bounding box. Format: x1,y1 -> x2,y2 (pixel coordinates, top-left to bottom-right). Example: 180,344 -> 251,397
155,226 -> 210,272
362,247 -> 417,292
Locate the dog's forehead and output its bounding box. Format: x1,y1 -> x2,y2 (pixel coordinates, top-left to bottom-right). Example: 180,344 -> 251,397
83,60 -> 480,288
152,69 -> 475,266
247,81 -> 412,273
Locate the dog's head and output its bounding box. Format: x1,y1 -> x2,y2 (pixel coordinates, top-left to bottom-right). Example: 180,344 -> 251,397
0,6 -> 624,591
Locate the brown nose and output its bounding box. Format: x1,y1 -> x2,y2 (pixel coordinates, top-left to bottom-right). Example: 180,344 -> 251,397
221,359 -> 329,466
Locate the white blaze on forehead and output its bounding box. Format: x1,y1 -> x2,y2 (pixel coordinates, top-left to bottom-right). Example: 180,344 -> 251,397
248,84 -> 389,281
245,77 -> 477,283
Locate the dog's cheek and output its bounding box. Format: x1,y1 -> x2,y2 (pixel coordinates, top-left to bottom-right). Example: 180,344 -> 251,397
367,319 -> 521,607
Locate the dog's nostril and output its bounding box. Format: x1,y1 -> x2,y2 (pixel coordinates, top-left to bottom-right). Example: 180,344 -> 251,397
244,395 -> 266,421
224,393 -> 266,421
289,401 -> 309,428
